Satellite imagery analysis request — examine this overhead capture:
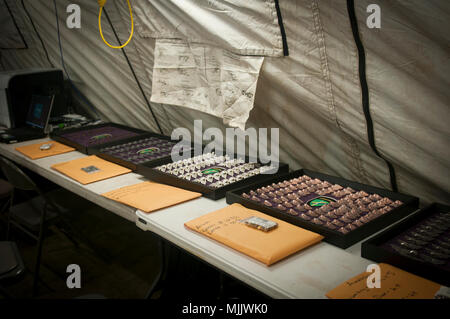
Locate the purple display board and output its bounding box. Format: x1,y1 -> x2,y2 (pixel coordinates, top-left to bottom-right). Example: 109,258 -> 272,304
61,126 -> 139,147
100,136 -> 178,164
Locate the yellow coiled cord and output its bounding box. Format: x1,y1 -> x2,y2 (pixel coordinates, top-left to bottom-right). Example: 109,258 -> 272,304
98,0 -> 134,49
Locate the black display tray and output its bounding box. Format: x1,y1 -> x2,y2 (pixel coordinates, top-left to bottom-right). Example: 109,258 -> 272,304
139,158 -> 289,200
50,122 -> 148,155
226,169 -> 419,248
361,203 -> 449,286
90,132 -> 188,171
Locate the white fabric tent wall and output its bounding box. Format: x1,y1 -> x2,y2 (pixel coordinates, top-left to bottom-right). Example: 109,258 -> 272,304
0,0 -> 448,205
0,0 -> 28,49
133,0 -> 285,56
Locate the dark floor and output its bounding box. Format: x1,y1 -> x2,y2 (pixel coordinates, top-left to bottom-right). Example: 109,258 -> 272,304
0,171 -> 266,299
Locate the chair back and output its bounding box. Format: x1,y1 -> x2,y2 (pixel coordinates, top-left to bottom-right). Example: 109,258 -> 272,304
0,157 -> 38,192
0,156 -> 62,214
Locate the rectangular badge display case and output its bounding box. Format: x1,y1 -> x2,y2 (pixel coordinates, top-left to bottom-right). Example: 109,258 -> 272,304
139,153 -> 289,200
91,132 -> 190,171
361,203 -> 449,286
226,169 -> 419,248
50,122 -> 148,154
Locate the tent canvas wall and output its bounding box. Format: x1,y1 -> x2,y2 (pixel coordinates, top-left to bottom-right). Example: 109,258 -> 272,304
0,0 -> 448,205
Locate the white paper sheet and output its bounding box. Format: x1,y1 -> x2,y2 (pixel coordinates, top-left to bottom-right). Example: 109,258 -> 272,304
150,39 -> 264,129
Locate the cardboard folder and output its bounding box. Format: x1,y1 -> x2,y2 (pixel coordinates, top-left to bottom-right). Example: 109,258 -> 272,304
101,181 -> 201,213
185,203 -> 323,266
51,155 -> 131,185
326,263 -> 441,299
15,141 -> 75,160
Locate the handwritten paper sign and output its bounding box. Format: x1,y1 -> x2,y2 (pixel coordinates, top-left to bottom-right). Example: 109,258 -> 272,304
150,39 -> 264,129
326,263 -> 441,299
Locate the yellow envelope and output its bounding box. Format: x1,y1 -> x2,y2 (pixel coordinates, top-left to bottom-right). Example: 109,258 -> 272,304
101,181 -> 201,213
51,155 -> 131,185
16,141 -> 75,160
185,203 -> 323,266
326,263 -> 441,299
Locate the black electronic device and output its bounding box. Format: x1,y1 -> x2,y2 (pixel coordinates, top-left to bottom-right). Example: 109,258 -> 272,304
0,94 -> 54,144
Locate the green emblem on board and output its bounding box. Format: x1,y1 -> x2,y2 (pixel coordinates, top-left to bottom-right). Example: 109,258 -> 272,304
137,147 -> 159,155
90,133 -> 112,141
307,196 -> 336,207
201,167 -> 225,175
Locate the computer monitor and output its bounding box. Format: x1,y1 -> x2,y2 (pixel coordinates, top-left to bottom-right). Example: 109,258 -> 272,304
25,94 -> 54,131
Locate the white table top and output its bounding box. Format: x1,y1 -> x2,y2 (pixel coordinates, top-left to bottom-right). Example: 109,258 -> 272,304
136,201 -> 372,299
0,138 -> 140,222
0,138 -> 374,298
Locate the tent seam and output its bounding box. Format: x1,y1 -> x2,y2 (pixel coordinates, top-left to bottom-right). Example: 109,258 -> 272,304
311,0 -> 369,183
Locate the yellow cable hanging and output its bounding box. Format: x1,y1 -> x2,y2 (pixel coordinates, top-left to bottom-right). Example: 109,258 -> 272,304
98,0 -> 134,49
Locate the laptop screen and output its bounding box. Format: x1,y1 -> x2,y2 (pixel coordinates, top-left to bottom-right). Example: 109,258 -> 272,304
25,95 -> 53,129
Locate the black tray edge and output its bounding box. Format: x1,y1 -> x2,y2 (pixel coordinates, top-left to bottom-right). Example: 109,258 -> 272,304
91,132 -> 186,170
225,169 -> 419,248
361,203 -> 450,286
140,160 -> 289,200
50,122 -> 149,155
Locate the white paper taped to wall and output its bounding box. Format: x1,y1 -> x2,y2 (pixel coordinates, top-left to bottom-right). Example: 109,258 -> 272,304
150,39 -> 264,129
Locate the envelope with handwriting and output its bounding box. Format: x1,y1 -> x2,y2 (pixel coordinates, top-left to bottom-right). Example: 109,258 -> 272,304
185,203 -> 323,266
326,263 -> 440,299
102,181 -> 201,213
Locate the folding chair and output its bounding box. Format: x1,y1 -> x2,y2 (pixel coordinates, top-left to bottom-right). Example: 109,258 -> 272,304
0,241 -> 26,298
0,179 -> 14,228
0,156 -> 79,296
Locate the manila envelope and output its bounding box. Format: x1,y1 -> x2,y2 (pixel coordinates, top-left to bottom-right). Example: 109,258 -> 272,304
101,181 -> 201,213
16,141 -> 75,160
326,263 -> 441,299
185,203 -> 324,266
51,155 -> 131,185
